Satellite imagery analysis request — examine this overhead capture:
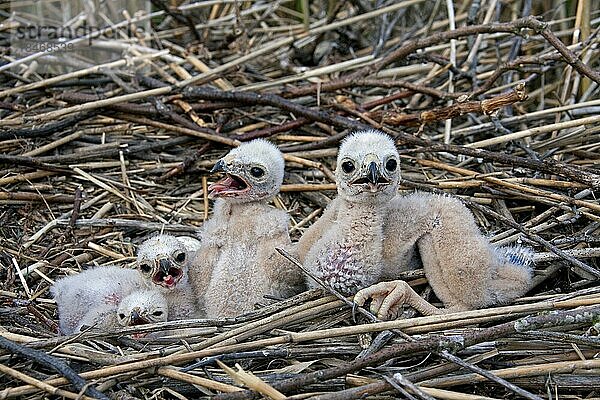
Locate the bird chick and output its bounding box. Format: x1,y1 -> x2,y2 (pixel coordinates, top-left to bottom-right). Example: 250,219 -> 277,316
136,234 -> 201,320
190,139 -> 304,317
298,130 -> 533,318
116,289 -> 168,327
74,289 -> 168,333
299,130 -> 399,295
51,265 -> 144,335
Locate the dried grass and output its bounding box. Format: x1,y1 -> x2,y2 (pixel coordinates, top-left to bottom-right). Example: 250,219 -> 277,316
1,1 -> 599,399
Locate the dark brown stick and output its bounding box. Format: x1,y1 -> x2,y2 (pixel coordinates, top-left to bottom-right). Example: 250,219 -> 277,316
182,86 -> 366,133
368,83 -> 528,126
156,142 -> 211,182
0,336 -> 109,400
69,186 -> 83,226
0,154 -> 72,173
0,112 -> 94,140
238,118 -> 312,140
0,192 -> 74,203
58,92 -> 161,117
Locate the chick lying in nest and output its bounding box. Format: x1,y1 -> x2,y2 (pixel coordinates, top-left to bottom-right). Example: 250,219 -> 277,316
51,234 -> 201,335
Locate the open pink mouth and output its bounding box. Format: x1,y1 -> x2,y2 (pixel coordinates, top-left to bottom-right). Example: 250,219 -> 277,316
152,267 -> 183,288
208,174 -> 250,198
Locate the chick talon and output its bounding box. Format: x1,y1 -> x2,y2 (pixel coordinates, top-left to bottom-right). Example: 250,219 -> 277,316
369,295 -> 385,316
377,281 -> 407,320
354,281 -> 403,320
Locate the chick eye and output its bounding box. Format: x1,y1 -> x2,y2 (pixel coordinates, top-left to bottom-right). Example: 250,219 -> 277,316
139,263 -> 152,274
118,313 -> 126,319
341,161 -> 355,174
385,158 -> 398,172
153,311 -> 163,317
175,252 -> 186,263
250,167 -> 265,178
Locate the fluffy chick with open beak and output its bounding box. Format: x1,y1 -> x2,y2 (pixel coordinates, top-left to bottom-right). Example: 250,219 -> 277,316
189,139 -> 304,317
136,234 -> 201,320
51,265 -> 145,335
298,130 -> 533,318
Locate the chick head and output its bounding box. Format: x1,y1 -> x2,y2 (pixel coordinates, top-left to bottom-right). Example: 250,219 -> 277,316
117,289 -> 168,327
137,234 -> 200,290
208,139 -> 284,203
336,130 -> 400,204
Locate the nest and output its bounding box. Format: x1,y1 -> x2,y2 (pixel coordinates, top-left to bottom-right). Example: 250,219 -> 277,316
1,1 -> 599,399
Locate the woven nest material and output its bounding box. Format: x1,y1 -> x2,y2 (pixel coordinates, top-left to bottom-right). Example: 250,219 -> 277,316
1,1 -> 599,399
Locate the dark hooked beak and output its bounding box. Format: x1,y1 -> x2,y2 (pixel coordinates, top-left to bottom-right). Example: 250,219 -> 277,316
211,159 -> 226,173
367,162 -> 380,184
131,310 -> 141,322
159,258 -> 171,274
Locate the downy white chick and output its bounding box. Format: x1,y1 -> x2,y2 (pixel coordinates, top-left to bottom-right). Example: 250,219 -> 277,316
136,234 -> 201,320
51,265 -> 144,335
298,130 -> 396,296
297,130 -> 533,318
116,289 -> 168,327
189,139 -> 304,317
75,289 -> 168,332
52,235 -> 200,335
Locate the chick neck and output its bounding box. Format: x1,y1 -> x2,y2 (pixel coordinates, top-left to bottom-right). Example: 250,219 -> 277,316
215,194 -> 272,215
209,197 -> 274,239
337,196 -> 386,238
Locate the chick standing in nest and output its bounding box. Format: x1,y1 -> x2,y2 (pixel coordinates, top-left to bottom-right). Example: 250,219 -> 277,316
136,234 -> 201,320
297,130 -> 533,318
189,139 -> 304,317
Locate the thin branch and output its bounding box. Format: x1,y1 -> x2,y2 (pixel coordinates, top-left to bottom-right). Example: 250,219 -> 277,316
0,336 -> 109,400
